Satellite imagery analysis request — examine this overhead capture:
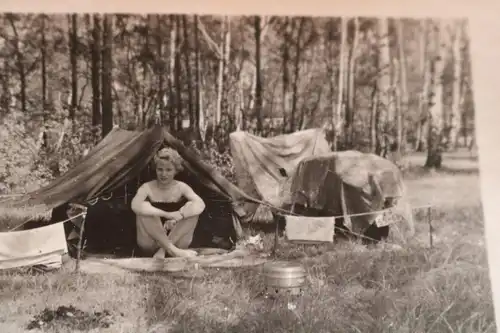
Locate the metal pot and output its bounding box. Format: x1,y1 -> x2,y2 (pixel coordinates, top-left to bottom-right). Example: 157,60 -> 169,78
263,261 -> 306,296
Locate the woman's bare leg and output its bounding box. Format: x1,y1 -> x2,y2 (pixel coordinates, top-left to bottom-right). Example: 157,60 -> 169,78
136,215 -> 197,258
168,215 -> 200,249
152,215 -> 200,258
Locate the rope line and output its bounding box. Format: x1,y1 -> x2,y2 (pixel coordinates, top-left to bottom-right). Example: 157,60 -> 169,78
8,212 -> 87,232
274,204 -> 432,246
5,198 -> 432,233
260,194 -> 432,219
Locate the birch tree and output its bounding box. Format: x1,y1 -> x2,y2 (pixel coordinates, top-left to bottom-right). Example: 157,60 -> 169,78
425,20 -> 446,168
415,19 -> 430,151
333,16 -> 347,151
448,19 -> 464,150
395,18 -> 408,153
376,17 -> 391,156
345,17 -> 359,147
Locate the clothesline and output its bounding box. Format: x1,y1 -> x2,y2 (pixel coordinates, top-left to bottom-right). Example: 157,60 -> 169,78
5,200 -> 434,233
7,212 -> 86,233
275,203 -> 434,251
266,201 -> 433,219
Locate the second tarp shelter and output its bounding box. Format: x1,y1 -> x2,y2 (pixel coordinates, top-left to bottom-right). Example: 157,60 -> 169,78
0,125 -> 259,268
229,128 -> 331,221
280,150 -> 407,240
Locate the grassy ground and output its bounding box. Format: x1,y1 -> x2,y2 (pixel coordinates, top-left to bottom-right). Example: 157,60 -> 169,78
0,150 -> 495,333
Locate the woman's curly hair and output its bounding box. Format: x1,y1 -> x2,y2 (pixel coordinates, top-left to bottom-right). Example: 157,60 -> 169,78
154,147 -> 184,173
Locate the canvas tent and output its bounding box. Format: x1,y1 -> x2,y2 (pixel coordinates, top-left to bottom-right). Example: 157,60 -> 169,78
0,125 -> 259,269
280,150 -> 407,240
229,128 -> 331,221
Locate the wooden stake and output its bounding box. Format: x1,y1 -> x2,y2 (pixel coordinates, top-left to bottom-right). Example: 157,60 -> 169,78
75,211 -> 88,273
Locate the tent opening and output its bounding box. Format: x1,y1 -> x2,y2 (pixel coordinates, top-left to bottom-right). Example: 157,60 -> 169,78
21,142 -> 242,259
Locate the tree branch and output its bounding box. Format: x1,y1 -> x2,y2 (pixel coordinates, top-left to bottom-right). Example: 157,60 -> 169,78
197,18 -> 222,59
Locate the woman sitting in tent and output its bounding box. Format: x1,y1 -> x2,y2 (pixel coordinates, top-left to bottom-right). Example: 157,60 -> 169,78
131,147 -> 206,258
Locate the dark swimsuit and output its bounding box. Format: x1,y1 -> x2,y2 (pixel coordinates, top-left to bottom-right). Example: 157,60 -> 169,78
146,196 -> 187,212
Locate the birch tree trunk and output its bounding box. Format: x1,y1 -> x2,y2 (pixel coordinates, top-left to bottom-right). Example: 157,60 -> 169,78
460,74 -> 468,147
370,83 -> 378,153
376,17 -> 391,157
214,17 -> 229,126
425,20 -> 446,169
448,20 -> 463,150
345,17 -> 359,148
395,18 -> 408,153
215,64 -> 223,125
392,57 -> 403,162
416,19 -> 429,151
237,77 -> 244,131
333,17 -> 347,151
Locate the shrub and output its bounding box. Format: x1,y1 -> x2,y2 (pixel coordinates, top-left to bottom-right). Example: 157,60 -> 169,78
188,140 -> 237,185
0,110 -> 98,194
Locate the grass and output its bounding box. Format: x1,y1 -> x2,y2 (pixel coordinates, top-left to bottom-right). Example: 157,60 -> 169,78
0,149 -> 495,333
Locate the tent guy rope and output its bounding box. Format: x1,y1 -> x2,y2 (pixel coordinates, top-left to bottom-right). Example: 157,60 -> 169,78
8,211 -> 86,232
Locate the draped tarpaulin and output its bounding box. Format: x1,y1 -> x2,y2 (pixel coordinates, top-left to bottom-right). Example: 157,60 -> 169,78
281,150 -> 407,235
229,129 -> 331,220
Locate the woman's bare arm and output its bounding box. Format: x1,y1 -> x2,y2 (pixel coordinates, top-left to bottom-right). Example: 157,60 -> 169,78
177,182 -> 206,218
131,183 -> 174,218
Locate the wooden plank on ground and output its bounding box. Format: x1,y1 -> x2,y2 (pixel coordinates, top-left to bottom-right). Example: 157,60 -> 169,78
78,248 -> 269,274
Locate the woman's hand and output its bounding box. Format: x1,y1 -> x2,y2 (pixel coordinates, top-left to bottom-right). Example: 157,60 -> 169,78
164,219 -> 177,230
161,211 -> 184,231
162,211 -> 183,221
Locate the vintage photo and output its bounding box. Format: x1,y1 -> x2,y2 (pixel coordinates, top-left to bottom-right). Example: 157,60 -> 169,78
0,12 -> 494,332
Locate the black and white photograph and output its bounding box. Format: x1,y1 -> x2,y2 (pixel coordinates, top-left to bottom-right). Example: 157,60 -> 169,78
0,5 -> 496,333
